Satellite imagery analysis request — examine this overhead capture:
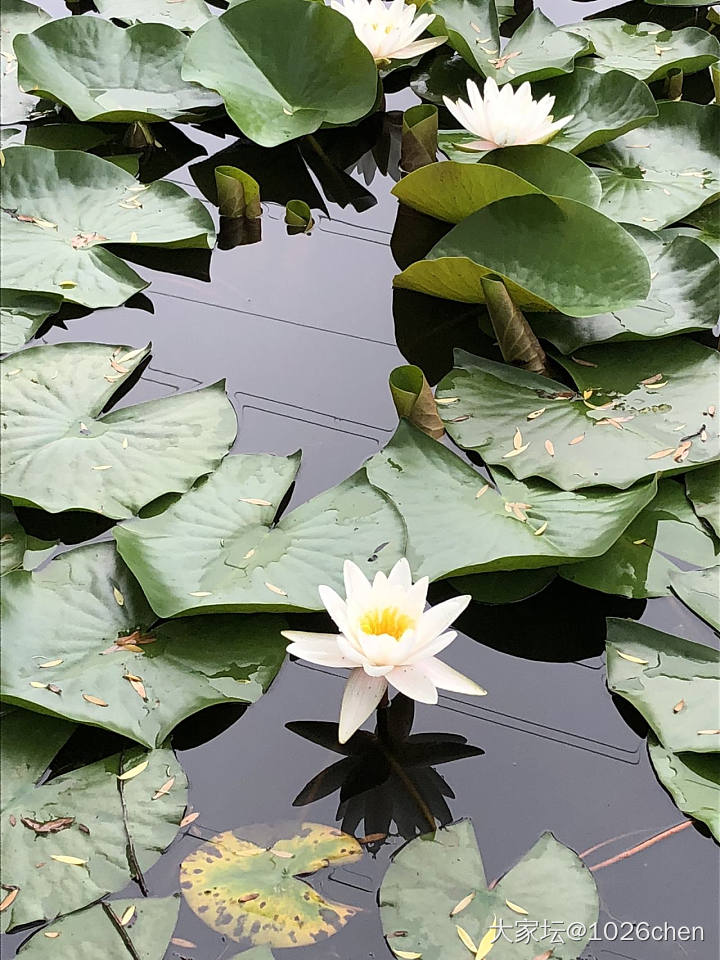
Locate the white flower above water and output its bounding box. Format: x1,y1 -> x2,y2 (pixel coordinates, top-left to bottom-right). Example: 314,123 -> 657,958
330,0 -> 446,64
283,558 -> 486,743
443,77 -> 574,151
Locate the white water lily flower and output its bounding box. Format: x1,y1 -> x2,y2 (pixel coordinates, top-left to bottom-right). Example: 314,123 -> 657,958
443,77 -> 574,151
283,558 -> 486,743
330,0 -> 446,64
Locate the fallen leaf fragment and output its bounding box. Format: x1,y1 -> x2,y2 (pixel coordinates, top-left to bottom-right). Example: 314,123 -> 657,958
617,652 -> 649,665
265,582 -> 287,596
571,356 -> 597,367
503,442 -> 529,458
272,849 -> 294,859
29,681 -> 48,689
673,700 -> 685,713
646,448 -> 676,460
38,658 -> 63,668
21,817 -> 74,834
117,760 -> 149,781
527,407 -> 545,420
475,917 -> 499,959
112,586 -> 124,606
171,939 -> 197,949
189,591 -> 212,597
239,498 -> 273,506
544,440 -> 554,457
82,694 -> 108,706
534,521 -> 548,537
569,434 -> 585,445
392,952 -> 422,960
152,776 -> 175,800
475,485 -> 489,498
124,674 -> 147,701
119,905 -> 135,926
50,855 -> 87,866
180,811 -> 200,827
238,892 -> 259,903
0,888 -> 19,912
697,729 -> 720,736
450,892 -> 475,916
456,924 -> 477,952
513,428 -> 523,450
43,931 -> 60,939
505,899 -> 528,915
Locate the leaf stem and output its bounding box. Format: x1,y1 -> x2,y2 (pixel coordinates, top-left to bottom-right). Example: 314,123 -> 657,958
588,820 -> 692,871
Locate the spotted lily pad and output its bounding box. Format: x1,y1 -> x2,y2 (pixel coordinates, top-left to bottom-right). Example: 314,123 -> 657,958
670,565 -> 720,632
1,0 -> 51,124
94,0 -> 212,31
431,4 -> 588,84
437,341 -> 720,491
584,101 -> 720,229
0,498 -> 54,576
180,822 -> 363,948
532,226 -> 720,350
1,709 -> 187,932
16,897 -> 181,959
182,0 -> 378,147
392,145 -> 601,222
1,542 -> 287,747
686,463 -> 720,538
0,146 -> 215,309
648,736 -> 720,842
606,618 -> 720,754
1,341 -> 237,518
394,194 -> 650,315
114,452 -> 405,618
567,20 -> 720,82
380,819 -> 599,960
15,17 -> 220,122
0,289 -> 61,354
559,480 -> 719,598
532,67 -> 658,155
364,421 -> 656,580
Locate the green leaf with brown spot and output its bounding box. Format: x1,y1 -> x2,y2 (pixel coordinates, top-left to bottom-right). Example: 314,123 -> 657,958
180,822 -> 363,948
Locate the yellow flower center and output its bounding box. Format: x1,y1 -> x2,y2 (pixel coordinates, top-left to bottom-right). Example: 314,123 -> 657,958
358,607 -> 414,640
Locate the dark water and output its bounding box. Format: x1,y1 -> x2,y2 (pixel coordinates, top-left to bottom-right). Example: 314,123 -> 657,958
6,2 -> 720,958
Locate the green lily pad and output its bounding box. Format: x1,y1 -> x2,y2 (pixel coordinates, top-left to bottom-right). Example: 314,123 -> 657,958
450,567 -> 556,604
16,897 -> 180,959
392,145 -> 601,223
0,146 -> 215,309
670,565 -> 720,632
1,0 -> 51,125
560,480 -> 718,599
1,341 -> 237,519
606,618 -> 720,753
532,226 -> 720,350
1,288 -> 61,354
215,165 -> 262,219
180,822 -> 363,948
532,67 -> 658,155
0,498 -> 54,576
395,194 -> 650,315
182,0 -> 378,147
584,101 -> 720,229
437,340 -> 720,491
94,0 -> 212,31
648,735 -> 719,841
1,709 -> 187,932
681,199 -> 720,257
431,4 -> 587,84
380,820 -> 599,960
15,17 -> 220,122
1,542 -> 287,747
114,452 -> 405,618
364,421 -> 656,580
686,462 -> 720,537
567,20 -> 720,83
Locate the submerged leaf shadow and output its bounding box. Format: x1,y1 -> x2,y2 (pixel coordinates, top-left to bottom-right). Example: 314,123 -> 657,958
287,695 -> 483,845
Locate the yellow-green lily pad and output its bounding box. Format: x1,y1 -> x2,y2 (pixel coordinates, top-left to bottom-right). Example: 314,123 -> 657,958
180,822 -> 363,948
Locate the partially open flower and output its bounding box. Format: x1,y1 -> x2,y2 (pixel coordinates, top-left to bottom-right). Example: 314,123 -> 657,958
443,77 -> 574,151
283,558 -> 486,743
330,0 -> 446,64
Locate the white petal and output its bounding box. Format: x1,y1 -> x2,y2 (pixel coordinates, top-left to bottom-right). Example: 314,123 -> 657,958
420,657 -> 487,696
390,35 -> 446,61
338,669 -> 387,743
387,664 -> 439,703
405,629 -> 457,663
282,631 -> 356,668
343,560 -> 371,604
416,594 -> 470,644
319,584 -> 351,634
387,557 -> 412,589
